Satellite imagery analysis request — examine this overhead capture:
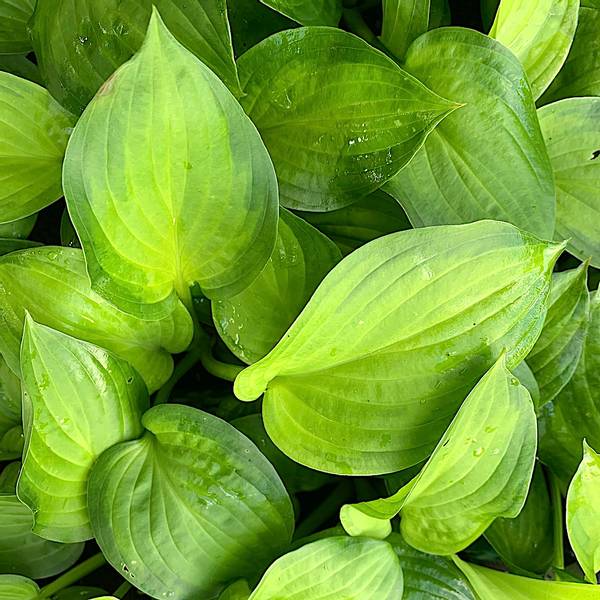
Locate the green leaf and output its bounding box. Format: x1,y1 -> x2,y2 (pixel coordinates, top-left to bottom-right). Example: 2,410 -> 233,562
0,491 -> 84,579
539,292 -> 600,484
238,27 -> 460,211
0,72 -> 75,223
213,209 -> 341,364
18,317 -> 150,542
219,580 -> 251,600
53,588 -> 108,600
0,0 -> 35,54
527,264 -> 590,407
384,27 -> 555,240
512,361 -> 540,408
452,555 -> 600,599
381,0 -> 430,58
484,464 -> 554,575
0,575 -> 39,600
296,190 -> 411,256
0,214 -> 36,239
386,532 -> 477,599
0,356 -> 22,460
0,239 -> 40,255
234,221 -> 562,475
540,3 -> 600,103
63,11 -> 278,317
248,536 -> 404,599
259,0 -> 341,25
88,404 -> 294,599
0,55 -> 41,84
0,461 -> 20,491
566,441 -> 600,583
31,0 -> 240,114
481,0 -> 499,29
489,0 -> 579,99
538,97 -> 600,267
0,246 -> 193,392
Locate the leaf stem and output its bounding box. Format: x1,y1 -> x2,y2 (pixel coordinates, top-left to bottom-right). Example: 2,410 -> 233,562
548,469 -> 565,570
200,338 -> 244,382
114,581 -> 132,598
38,553 -> 107,598
154,342 -> 204,405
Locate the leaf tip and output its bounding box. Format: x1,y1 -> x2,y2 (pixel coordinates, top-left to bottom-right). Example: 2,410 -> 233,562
339,504 -> 392,539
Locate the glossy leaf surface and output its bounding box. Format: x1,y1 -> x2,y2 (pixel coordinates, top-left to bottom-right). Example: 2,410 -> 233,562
88,404 -> 294,600
260,0 -> 341,25
238,27 -> 459,211
489,0 -> 579,99
0,0 -> 35,54
31,0 -> 240,114
64,12 -> 278,317
381,0 -> 430,58
235,221 -> 561,475
0,576 -> 38,600
0,246 -> 192,392
538,97 -> 600,267
384,27 -> 555,239
566,441 -> 600,583
213,209 -> 341,363
248,537 -> 404,599
0,72 -> 75,223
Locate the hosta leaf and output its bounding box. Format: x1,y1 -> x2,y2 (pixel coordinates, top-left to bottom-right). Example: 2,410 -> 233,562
18,318 -> 149,542
234,220 -> 561,475
0,72 -> 75,223
213,209 -> 341,363
342,357 -> 537,553
384,27 -> 555,239
541,2 -> 600,102
512,361 -> 540,407
238,27 -> 460,211
484,464 -> 554,575
296,190 -> 411,256
0,356 -> 22,460
381,0 -> 430,58
52,588 -> 108,600
489,0 -> 579,99
527,264 -> 590,407
0,214 -> 36,239
0,576 -> 39,600
539,292 -> 600,484
260,0 -> 342,26
88,404 -> 294,600
0,0 -> 35,54
0,461 -> 20,491
248,537 -> 404,599
0,492 -> 83,578
452,555 -> 600,599
538,98 -> 600,267
63,12 -> 278,317
0,55 -> 41,84
0,238 -> 40,255
219,580 -> 251,600
566,441 -> 600,583
0,247 -> 193,392
31,0 -> 240,114
387,533 -> 476,599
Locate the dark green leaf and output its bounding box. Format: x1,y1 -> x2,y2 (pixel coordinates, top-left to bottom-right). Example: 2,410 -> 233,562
0,0 -> 35,54
0,356 -> 22,460
259,0 -> 341,25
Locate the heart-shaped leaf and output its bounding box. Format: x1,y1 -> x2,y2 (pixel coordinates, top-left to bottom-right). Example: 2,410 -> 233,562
489,0 -> 579,99
538,97 -> 600,267
527,264 -> 590,407
31,0 -> 240,114
88,404 -> 294,600
296,190 -> 411,256
0,576 -> 39,600
539,292 -> 600,484
63,11 -> 279,317
484,464 -> 554,575
0,0 -> 35,54
260,0 -> 341,25
384,27 -> 555,239
234,220 -> 562,475
17,317 -> 149,542
213,209 -> 341,364
238,27 -> 460,211
0,357 -> 22,460
248,537 -> 404,599
566,441 -> 600,583
0,72 -> 75,223
0,247 -> 193,392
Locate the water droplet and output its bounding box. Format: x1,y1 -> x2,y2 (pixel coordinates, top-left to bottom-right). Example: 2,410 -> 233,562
510,377 -> 519,386
473,447 -> 484,457
484,426 -> 497,433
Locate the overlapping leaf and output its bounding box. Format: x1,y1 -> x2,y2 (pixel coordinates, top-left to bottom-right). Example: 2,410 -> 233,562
0,357 -> 22,460
0,0 -> 35,54
527,264 -> 590,407
0,247 -> 192,392
234,221 -> 561,475
213,209 -> 341,364
88,404 -> 294,600
489,0 -> 579,99
248,537 -> 404,599
0,72 -> 75,223
260,0 -> 341,26
566,441 -> 600,583
381,0 -> 430,58
31,0 -> 240,114
18,318 -> 149,542
538,97 -> 600,267
238,27 -> 460,211
0,576 -> 39,600
384,27 -> 555,239
0,55 -> 41,84
63,12 -> 279,317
